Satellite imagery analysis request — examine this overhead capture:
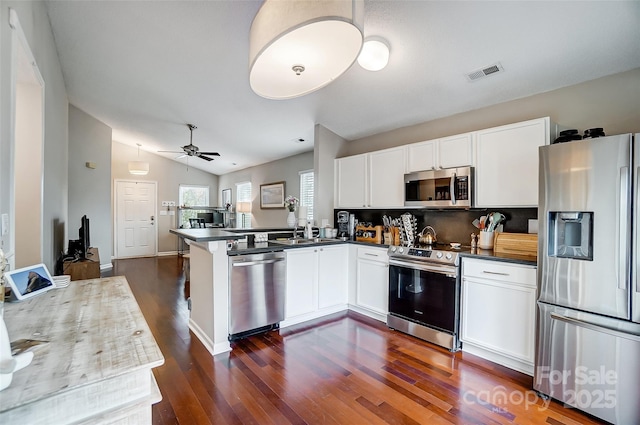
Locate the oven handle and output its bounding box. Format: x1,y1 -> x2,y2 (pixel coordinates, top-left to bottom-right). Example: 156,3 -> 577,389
389,258 -> 457,277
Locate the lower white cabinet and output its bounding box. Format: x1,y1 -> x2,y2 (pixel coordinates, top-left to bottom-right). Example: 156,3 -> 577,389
353,246 -> 389,322
461,258 -> 537,375
282,245 -> 348,327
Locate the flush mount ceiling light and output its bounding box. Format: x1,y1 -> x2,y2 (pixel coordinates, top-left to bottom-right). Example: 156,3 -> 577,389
249,0 -> 364,100
128,143 -> 149,175
357,38 -> 390,71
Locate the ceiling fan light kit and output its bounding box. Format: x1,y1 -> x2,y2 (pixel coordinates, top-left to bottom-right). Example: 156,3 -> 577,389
249,0 -> 364,100
128,143 -> 149,175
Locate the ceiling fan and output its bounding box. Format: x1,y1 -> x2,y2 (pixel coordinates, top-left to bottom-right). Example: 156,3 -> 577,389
159,124 -> 220,161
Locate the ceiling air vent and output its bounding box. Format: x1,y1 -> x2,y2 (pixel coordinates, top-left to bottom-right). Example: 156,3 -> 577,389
466,62 -> 504,82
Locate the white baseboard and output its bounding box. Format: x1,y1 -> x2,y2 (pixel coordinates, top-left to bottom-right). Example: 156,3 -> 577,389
461,341 -> 534,376
188,318 -> 231,356
347,304 -> 387,323
280,305 -> 348,329
157,251 -> 178,257
100,263 -> 113,271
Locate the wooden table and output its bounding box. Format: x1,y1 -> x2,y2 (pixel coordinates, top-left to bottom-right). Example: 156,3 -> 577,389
62,247 -> 101,280
0,276 -> 164,424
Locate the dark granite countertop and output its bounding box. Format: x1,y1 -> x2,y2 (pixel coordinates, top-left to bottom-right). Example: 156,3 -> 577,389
460,249 -> 537,266
172,228 -> 537,266
170,228 -> 248,242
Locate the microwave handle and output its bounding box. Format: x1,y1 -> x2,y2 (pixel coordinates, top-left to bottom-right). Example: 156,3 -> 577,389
450,172 -> 456,205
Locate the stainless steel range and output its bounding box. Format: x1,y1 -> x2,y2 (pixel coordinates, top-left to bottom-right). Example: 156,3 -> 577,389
387,244 -> 463,351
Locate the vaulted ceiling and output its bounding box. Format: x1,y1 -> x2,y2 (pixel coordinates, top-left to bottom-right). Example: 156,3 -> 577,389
45,0 -> 640,175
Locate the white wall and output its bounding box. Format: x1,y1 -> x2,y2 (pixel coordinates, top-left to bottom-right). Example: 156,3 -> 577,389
111,141 -> 219,254
68,105 -> 112,267
218,151 -> 314,228
344,68 -> 640,156
0,1 -> 69,272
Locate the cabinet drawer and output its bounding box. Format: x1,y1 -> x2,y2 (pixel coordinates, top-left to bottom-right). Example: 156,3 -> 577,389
462,258 -> 536,287
357,246 -> 388,263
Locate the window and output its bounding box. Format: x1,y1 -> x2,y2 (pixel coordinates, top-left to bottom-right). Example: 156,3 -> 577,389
299,170 -> 314,222
179,185 -> 209,207
236,182 -> 252,229
179,185 -> 210,227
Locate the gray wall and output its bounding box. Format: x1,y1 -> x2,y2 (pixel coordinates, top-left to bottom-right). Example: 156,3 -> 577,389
0,1 -> 69,271
218,151 -> 314,228
314,124 -> 347,227
344,68 -> 640,156
111,141 -> 219,254
68,105 -> 112,267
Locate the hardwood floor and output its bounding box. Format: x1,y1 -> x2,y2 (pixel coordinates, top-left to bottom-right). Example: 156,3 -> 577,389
111,256 -> 606,425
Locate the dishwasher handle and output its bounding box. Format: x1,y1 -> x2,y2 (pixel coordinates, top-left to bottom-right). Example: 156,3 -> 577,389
232,258 -> 285,267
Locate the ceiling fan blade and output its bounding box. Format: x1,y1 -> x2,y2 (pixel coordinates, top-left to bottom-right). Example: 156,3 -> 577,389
199,151 -> 220,156
197,154 -> 214,161
176,154 -> 187,159
158,150 -> 184,154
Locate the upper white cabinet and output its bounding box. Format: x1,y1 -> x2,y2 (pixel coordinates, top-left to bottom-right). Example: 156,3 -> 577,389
406,139 -> 436,172
475,117 -> 552,207
335,153 -> 367,208
368,147 -> 405,208
406,133 -> 474,173
335,147 -> 405,208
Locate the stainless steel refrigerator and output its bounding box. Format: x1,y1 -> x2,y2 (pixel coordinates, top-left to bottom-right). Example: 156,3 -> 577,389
535,133 -> 640,424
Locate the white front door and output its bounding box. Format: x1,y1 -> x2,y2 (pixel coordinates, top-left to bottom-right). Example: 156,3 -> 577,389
115,180 -> 157,258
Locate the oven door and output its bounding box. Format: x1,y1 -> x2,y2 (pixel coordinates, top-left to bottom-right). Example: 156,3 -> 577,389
389,258 -> 458,332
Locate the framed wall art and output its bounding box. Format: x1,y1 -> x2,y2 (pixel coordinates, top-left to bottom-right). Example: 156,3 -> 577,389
260,181 -> 285,209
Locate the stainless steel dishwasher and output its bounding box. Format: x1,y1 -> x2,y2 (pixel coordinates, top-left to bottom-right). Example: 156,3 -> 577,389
228,251 -> 286,339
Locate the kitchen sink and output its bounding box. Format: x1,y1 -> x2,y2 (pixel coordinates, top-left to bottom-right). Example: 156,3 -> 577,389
270,238 -> 341,246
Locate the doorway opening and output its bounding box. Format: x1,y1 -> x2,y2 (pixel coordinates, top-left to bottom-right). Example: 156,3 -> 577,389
9,9 -> 45,269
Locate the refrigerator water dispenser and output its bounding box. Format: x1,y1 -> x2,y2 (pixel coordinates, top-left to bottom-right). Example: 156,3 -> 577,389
547,212 -> 593,260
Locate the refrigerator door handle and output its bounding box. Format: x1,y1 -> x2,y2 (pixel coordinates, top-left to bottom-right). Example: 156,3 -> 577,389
636,166 -> 640,294
550,312 -> 640,343
618,166 -> 630,290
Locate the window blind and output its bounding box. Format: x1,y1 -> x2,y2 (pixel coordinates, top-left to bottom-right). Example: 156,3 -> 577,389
236,182 -> 252,228
299,170 -> 314,222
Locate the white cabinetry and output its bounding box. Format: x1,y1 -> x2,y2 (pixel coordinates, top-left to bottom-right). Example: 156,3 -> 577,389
406,133 -> 474,173
335,154 -> 367,208
352,246 -> 389,322
335,147 -> 405,208
284,248 -> 316,319
368,147 -> 405,207
475,117 -> 552,207
318,245 -> 348,309
461,258 -> 537,375
283,245 -> 348,327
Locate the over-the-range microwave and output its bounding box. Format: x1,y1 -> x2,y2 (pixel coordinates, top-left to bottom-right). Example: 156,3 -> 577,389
404,166 -> 473,208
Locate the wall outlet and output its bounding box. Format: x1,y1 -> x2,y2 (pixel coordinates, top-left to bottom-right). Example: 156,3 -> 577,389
159,210 -> 167,216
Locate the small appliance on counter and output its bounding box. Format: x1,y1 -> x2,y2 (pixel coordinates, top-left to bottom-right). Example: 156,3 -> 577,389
337,211 -> 350,238
355,225 -> 383,244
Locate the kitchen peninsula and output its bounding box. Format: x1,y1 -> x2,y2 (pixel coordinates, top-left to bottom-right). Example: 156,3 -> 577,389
170,228 -> 250,355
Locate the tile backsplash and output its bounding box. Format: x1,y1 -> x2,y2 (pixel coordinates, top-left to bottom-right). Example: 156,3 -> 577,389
333,208 -> 537,246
